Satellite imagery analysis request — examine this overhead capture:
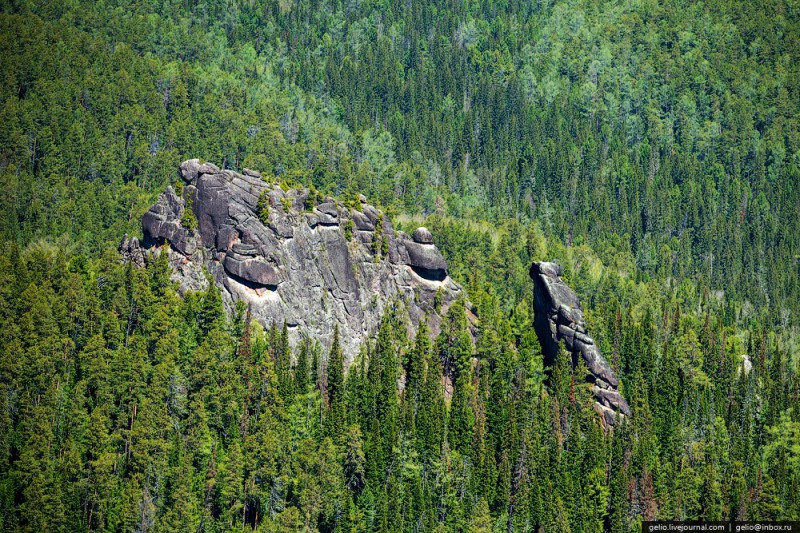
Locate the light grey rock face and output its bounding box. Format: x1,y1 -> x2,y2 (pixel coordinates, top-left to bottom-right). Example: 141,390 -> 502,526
529,261 -> 631,426
412,227 -> 434,244
118,235 -> 145,268
126,160 -> 463,364
404,242 -> 448,279
141,187 -> 196,256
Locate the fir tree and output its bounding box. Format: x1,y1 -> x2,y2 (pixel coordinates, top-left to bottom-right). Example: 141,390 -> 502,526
325,325 -> 345,438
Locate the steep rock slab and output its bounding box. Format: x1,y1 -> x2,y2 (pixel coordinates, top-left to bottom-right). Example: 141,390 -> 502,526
122,159 -> 463,363
529,261 -> 631,426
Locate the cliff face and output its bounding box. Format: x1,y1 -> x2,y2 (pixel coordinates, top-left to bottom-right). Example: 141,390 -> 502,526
121,160 -> 463,362
530,262 -> 631,426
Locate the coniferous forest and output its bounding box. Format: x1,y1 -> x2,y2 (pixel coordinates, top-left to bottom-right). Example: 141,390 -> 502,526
1,0 -> 800,531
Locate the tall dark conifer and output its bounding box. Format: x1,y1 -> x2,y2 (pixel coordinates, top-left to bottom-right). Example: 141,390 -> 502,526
325,325 -> 345,438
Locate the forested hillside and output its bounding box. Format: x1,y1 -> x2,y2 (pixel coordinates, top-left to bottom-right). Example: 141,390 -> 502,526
1,0 -> 799,531
3,0 -> 800,320
2,222 -> 799,531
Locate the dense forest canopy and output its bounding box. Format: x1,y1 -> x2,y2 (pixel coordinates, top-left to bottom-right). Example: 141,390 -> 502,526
0,0 -> 799,531
2,0 -> 800,321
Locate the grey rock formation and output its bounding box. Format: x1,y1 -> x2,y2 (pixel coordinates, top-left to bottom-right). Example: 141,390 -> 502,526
124,159 -> 463,364
141,187 -> 197,256
412,227 -> 434,244
529,261 -> 631,426
403,242 -> 448,280
118,235 -> 145,268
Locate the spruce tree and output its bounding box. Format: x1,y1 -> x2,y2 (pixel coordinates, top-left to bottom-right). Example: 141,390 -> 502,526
325,325 -> 345,438
438,301 -> 474,455
276,322 -> 294,401
294,339 -> 309,395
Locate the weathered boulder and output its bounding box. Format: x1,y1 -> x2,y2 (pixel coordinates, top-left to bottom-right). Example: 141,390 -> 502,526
125,160 -> 463,363
315,202 -> 339,217
404,241 -> 448,280
141,187 -> 196,256
530,261 -> 630,426
593,386 -> 632,417
119,235 -> 145,268
352,211 -> 375,231
179,158 -> 202,182
412,227 -> 434,244
223,253 -> 281,288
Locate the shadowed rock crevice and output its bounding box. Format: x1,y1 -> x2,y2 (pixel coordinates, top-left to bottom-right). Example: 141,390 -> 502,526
529,261 -> 631,427
225,271 -> 279,293
410,265 -> 448,282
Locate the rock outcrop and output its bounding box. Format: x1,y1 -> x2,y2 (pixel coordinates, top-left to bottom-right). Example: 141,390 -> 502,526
121,159 -> 463,363
529,261 -> 631,426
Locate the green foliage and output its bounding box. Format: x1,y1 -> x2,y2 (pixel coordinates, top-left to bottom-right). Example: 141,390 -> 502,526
1,0 -> 800,529
181,194 -> 198,231
373,213 -> 385,262
324,325 -> 346,438
344,219 -> 354,241
433,287 -> 444,314
305,186 -> 324,211
2,0 -> 799,329
295,339 -> 310,395
257,190 -> 271,225
341,191 -> 361,212
2,214 -> 800,530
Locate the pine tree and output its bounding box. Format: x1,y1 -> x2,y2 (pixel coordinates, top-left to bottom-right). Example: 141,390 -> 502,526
197,281 -> 224,336
325,325 -> 345,438
419,327 -> 446,462
440,301 -> 474,455
276,322 -> 294,401
343,424 -> 366,493
295,339 -> 310,395
406,320 -> 431,432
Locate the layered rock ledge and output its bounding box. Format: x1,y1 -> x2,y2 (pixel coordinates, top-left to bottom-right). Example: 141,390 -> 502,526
530,261 -> 631,426
121,159 -> 463,363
